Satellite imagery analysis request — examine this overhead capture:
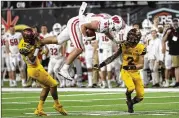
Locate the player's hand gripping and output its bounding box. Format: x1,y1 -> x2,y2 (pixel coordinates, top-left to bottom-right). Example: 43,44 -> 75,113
83,36 -> 96,41
93,64 -> 100,70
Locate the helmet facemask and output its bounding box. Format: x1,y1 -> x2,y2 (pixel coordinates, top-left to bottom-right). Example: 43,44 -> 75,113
126,29 -> 141,47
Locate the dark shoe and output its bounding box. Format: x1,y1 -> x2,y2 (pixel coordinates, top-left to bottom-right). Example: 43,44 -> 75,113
92,84 -> 98,88
126,100 -> 134,113
173,82 -> 179,87
152,83 -> 160,88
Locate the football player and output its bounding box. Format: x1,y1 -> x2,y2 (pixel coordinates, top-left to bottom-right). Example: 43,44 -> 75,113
19,28 -> 67,116
5,25 -> 26,87
1,25 -> 11,86
93,28 -> 145,113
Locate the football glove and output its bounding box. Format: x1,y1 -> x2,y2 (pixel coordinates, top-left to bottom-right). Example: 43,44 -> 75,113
93,64 -> 100,70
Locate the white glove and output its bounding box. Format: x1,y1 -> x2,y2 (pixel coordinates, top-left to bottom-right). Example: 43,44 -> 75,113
79,2 -> 87,16
83,36 -> 95,41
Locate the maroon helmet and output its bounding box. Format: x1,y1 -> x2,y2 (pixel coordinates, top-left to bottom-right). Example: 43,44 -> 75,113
22,28 -> 37,44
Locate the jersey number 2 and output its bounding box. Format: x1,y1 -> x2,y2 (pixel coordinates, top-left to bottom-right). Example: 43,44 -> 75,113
127,57 -> 135,65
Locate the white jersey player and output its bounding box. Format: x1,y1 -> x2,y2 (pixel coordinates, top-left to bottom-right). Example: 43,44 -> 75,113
6,25 -> 25,87
140,19 -> 153,86
46,44 -> 64,80
1,25 -> 11,86
44,2 -> 126,81
97,33 -> 114,88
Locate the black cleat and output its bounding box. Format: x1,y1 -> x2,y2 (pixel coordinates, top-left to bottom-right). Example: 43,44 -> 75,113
126,100 -> 134,113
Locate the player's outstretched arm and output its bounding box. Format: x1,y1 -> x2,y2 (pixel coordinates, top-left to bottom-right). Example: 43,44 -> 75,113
41,36 -> 58,45
93,46 -> 122,70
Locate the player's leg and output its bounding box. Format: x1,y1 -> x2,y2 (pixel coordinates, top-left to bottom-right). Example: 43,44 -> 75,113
84,47 -> 94,87
1,57 -> 5,86
59,18 -> 84,80
106,49 -> 113,88
73,58 -> 83,87
121,69 -> 135,113
132,71 -> 144,105
18,55 -> 26,87
92,49 -> 99,87
28,65 -> 67,116
9,55 -> 17,87
34,87 -> 50,116
5,55 -> 12,86
48,58 -> 55,78
53,58 -> 65,88
141,56 -> 150,87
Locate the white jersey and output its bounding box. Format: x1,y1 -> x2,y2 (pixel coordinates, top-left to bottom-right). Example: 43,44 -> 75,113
7,32 -> 22,54
47,44 -> 62,59
96,33 -> 113,49
1,33 -> 9,57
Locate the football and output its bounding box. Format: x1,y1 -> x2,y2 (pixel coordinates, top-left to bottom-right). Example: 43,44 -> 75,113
86,29 -> 96,37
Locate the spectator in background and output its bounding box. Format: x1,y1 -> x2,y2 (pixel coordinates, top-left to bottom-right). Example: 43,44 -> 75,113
40,25 -> 49,38
148,28 -> 163,87
162,18 -> 179,87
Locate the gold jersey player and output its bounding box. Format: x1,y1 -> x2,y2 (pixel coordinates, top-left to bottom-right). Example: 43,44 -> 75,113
94,28 -> 146,113
18,28 -> 67,116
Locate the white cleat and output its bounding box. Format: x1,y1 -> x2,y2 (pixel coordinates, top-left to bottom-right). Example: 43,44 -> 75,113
170,82 -> 176,87
163,82 -> 169,88
58,69 -> 73,81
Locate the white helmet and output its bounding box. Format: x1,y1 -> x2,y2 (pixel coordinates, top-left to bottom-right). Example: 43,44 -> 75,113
52,23 -> 62,35
142,19 -> 152,30
108,15 -> 125,32
1,24 -> 5,35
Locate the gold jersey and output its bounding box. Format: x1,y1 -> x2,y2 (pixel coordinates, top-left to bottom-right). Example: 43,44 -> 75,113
18,39 -> 41,68
121,43 -> 146,67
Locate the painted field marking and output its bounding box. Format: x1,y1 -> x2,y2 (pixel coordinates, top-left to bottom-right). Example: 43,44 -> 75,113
2,102 -> 179,111
2,95 -> 179,104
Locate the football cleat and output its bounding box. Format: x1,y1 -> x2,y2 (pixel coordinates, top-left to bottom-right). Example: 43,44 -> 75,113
34,108 -> 47,116
126,100 -> 134,113
58,69 -> 73,81
53,104 -> 68,115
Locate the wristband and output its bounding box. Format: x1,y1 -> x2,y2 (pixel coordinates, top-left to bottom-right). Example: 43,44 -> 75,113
99,62 -> 106,68
123,65 -> 136,70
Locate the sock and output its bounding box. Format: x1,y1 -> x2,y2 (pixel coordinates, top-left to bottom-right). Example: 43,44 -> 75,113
165,79 -> 169,84
102,81 -> 106,86
62,64 -> 70,70
87,72 -> 92,86
107,79 -> 111,86
172,77 -> 176,83
38,100 -> 44,109
54,99 -> 60,105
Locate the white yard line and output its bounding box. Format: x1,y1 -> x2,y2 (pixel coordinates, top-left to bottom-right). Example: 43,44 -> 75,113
2,102 -> 179,111
2,88 -> 179,92
2,96 -> 179,104
2,92 -> 122,99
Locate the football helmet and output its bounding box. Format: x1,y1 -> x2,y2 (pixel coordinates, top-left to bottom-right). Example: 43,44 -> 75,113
53,23 -> 62,35
108,15 -> 125,32
22,28 -> 37,45
1,24 -> 5,35
142,19 -> 152,30
126,28 -> 141,47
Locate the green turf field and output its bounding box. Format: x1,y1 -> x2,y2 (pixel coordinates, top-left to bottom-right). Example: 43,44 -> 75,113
2,90 -> 179,118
